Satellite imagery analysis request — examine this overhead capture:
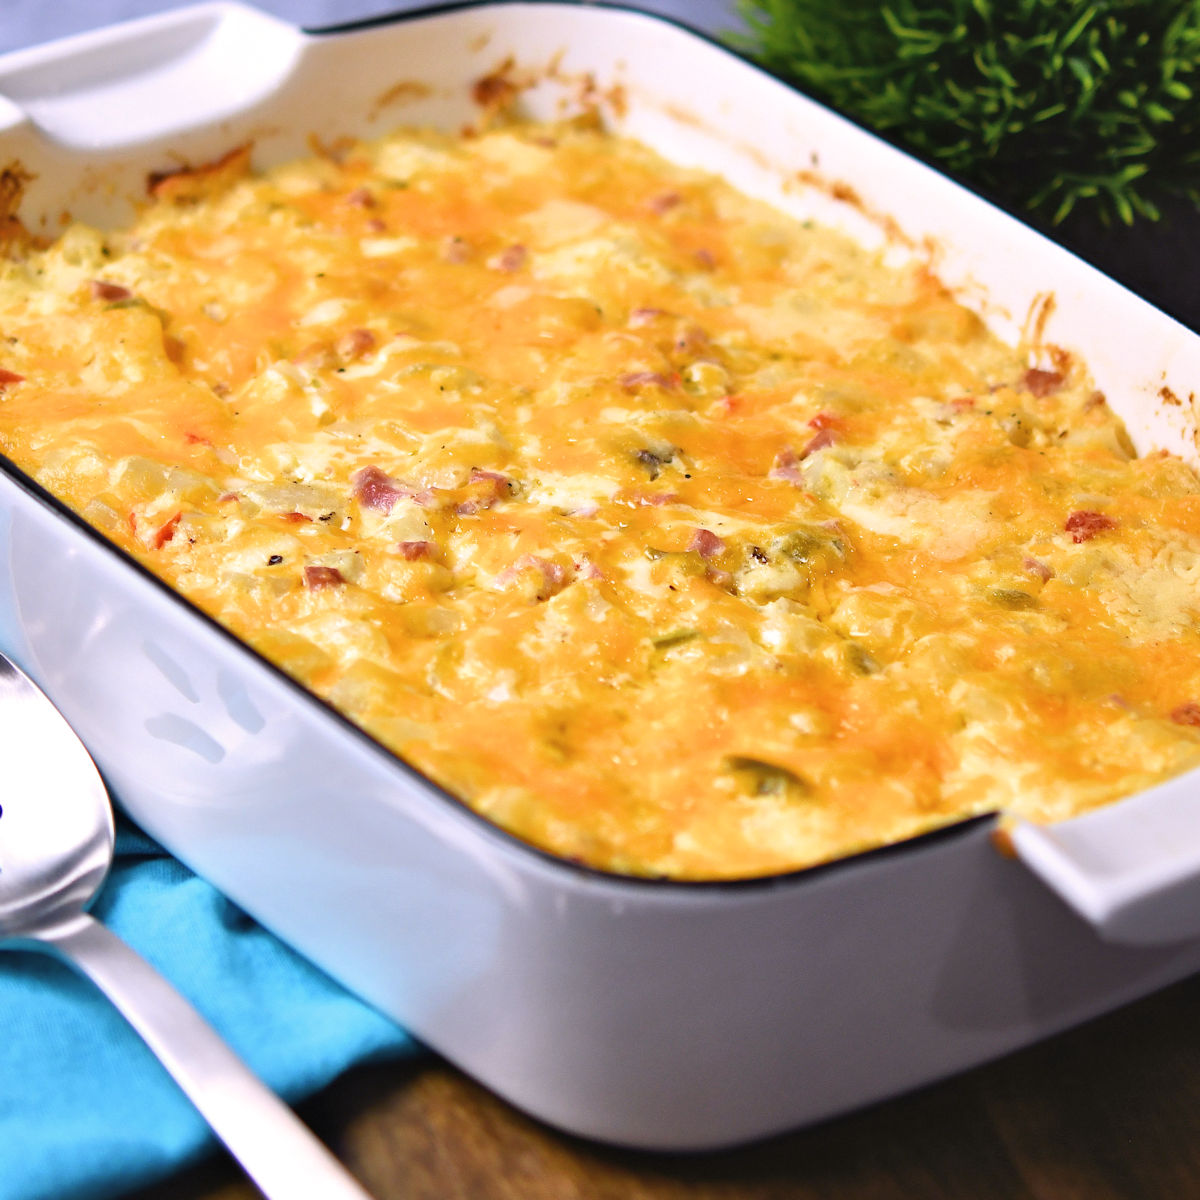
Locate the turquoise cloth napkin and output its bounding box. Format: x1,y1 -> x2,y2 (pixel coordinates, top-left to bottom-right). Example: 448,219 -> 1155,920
0,819 -> 415,1200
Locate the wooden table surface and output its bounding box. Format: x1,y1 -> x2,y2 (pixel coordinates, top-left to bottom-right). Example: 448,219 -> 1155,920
128,966 -> 1200,1200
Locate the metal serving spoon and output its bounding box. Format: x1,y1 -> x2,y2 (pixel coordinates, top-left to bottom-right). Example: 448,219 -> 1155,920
0,650 -> 373,1199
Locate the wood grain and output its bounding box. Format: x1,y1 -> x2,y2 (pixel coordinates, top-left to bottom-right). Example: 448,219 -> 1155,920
128,969 -> 1200,1200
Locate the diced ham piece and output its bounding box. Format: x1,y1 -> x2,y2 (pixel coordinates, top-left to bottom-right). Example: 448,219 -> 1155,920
648,191 -> 681,214
1024,367 -> 1064,397
345,186 -> 375,208
705,566 -> 735,591
769,448 -> 803,484
336,328 -> 375,361
353,465 -> 405,513
1023,557 -> 1054,582
151,512 -> 182,550
294,341 -> 335,369
489,244 -> 526,273
620,371 -> 675,391
470,467 -> 510,488
689,528 -> 725,559
1171,703 -> 1200,727
304,565 -> 344,590
535,558 -> 567,592
694,248 -> 716,270
1065,510 -> 1117,543
499,554 -> 569,601
90,280 -> 133,302
629,307 -> 665,327
397,540 -> 436,560
455,468 -> 513,515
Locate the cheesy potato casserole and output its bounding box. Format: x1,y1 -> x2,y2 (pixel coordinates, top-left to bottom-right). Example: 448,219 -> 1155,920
1,119 -> 1199,879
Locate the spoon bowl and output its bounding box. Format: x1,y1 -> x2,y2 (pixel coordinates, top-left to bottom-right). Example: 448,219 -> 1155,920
0,653 -> 113,938
0,650 -> 374,1199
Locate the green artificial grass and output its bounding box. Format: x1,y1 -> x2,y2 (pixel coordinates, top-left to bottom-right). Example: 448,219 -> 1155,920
732,0 -> 1200,225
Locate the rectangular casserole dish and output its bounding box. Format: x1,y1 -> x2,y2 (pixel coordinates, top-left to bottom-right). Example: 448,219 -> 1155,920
3,0 -> 1200,1151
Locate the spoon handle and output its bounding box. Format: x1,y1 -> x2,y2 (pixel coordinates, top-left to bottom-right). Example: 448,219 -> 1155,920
37,912 -> 375,1200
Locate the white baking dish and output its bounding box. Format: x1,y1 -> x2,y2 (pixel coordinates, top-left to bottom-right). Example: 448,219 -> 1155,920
3,0 -> 1200,1151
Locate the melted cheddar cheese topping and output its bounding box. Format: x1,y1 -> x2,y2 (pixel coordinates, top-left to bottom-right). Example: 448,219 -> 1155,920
2,119 -> 1200,879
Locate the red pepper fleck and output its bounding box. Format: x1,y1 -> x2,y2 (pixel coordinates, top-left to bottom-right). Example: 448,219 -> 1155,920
1065,510 -> 1116,543
90,280 -> 133,302
184,431 -> 211,446
1171,703 -> 1200,728
0,368 -> 24,385
152,512 -> 182,549
281,511 -> 312,523
345,186 -> 376,208
304,565 -> 344,590
800,428 -> 837,458
807,411 -> 843,431
1024,367 -> 1063,398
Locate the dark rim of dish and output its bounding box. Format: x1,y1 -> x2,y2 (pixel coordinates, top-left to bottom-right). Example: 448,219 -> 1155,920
0,0 -> 1016,895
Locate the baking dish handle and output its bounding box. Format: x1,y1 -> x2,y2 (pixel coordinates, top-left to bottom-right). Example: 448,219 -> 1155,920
0,2 -> 305,150
1011,773 -> 1200,945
